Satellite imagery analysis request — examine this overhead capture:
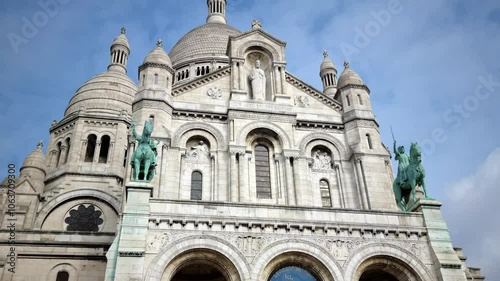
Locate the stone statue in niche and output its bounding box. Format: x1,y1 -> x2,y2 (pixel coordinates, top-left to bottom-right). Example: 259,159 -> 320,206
249,60 -> 266,101
187,140 -> 210,161
312,149 -> 332,170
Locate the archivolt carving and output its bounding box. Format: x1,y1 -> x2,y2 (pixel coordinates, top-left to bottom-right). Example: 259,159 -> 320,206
237,40 -> 282,62
172,122 -> 226,150
237,121 -> 291,149
299,133 -> 349,159
343,242 -> 435,281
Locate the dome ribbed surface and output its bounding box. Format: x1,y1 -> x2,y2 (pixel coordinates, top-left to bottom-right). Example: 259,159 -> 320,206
320,56 -> 336,72
144,47 -> 172,67
65,71 -> 138,117
21,146 -> 46,173
112,34 -> 130,50
169,23 -> 241,67
338,67 -> 364,88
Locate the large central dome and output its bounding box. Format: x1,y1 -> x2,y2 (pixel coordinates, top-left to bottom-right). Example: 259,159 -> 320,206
169,23 -> 241,67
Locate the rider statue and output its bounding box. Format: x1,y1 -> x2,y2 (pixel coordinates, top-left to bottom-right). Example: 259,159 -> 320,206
393,140 -> 409,187
130,118 -> 159,181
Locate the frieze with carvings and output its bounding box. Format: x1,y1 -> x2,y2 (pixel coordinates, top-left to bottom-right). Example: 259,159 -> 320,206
173,111 -> 227,123
184,141 -> 211,164
228,111 -> 296,123
229,101 -> 292,113
310,149 -> 333,172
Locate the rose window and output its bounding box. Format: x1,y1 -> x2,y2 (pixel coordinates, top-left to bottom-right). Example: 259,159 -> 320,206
64,204 -> 103,232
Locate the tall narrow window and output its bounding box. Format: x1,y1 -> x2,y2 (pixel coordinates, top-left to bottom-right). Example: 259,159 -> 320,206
366,134 -> 373,150
56,142 -> 62,167
191,171 -> 203,200
142,74 -> 145,86
85,134 -> 97,162
206,65 -> 210,74
255,145 -> 272,199
64,137 -> 71,164
186,69 -> 189,78
154,74 -> 159,85
358,94 -> 363,105
123,149 -> 128,168
346,95 -> 351,106
99,135 -> 111,163
56,271 -> 69,281
320,180 -> 332,207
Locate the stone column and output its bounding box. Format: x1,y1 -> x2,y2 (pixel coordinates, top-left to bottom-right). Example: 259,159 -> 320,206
107,143 -> 115,164
49,150 -> 58,169
93,140 -> 102,163
159,144 -> 169,199
284,156 -> 296,206
230,151 -> 239,202
355,158 -> 369,210
239,152 -> 249,202
80,140 -> 88,162
274,65 -> 281,94
280,66 -> 287,95
238,61 -> 246,91
58,145 -> 67,166
335,164 -> 346,208
232,60 -> 238,90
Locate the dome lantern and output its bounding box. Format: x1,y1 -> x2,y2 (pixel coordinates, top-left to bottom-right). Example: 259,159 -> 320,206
320,50 -> 338,98
108,27 -> 131,74
207,0 -> 227,24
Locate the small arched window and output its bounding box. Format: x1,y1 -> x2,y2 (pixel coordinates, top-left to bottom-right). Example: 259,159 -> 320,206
186,69 -> 189,78
320,179 -> 332,207
366,134 -> 373,150
346,95 -> 351,106
141,74 -> 145,86
255,145 -> 272,199
99,135 -> 111,163
191,171 -> 203,200
358,94 -> 363,105
64,137 -> 71,164
55,142 -> 62,167
56,271 -> 69,281
206,65 -> 210,74
197,67 -> 200,76
85,134 -> 97,162
154,74 -> 159,85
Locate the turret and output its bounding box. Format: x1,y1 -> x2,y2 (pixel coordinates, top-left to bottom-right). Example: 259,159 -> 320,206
320,50 -> 338,98
138,40 -> 173,93
338,61 -> 374,122
108,27 -> 130,74
207,0 -> 227,24
20,141 -> 46,193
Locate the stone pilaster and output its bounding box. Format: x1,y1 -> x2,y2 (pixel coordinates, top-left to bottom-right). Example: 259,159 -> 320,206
114,182 -> 152,281
411,199 -> 467,281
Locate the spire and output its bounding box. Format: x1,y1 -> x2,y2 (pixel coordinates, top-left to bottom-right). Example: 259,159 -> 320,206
108,27 -> 131,74
207,0 -> 227,24
320,50 -> 338,98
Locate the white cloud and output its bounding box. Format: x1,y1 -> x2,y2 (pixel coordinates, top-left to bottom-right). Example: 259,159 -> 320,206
444,148 -> 500,279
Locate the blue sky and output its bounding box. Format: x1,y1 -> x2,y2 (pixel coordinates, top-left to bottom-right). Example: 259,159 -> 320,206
1,0 -> 499,278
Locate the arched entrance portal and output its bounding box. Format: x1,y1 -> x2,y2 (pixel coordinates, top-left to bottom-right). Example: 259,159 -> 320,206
172,261 -> 226,281
161,249 -> 241,281
360,270 -> 399,281
353,256 -> 422,281
270,266 -> 318,281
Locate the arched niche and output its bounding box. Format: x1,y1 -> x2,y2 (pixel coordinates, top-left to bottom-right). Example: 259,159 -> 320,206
244,48 -> 273,101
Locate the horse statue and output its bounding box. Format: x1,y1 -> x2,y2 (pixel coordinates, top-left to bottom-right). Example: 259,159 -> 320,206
130,119 -> 159,181
393,142 -> 428,211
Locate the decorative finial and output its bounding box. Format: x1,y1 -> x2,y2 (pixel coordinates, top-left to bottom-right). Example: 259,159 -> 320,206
121,27 -> 126,34
156,39 -> 163,48
344,61 -> 349,68
37,140 -> 43,149
252,19 -> 262,30
323,50 -> 328,58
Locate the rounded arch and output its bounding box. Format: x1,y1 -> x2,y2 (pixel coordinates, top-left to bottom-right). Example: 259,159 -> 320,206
172,122 -> 226,150
299,133 -> 348,159
237,121 -> 291,149
344,243 -> 435,281
47,263 -> 78,281
253,239 -> 344,281
144,235 -> 251,281
237,40 -> 282,62
33,189 -> 120,229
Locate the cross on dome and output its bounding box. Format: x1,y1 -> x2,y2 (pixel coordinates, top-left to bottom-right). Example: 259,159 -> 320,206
157,39 -> 163,47
323,50 -> 329,58
121,27 -> 126,34
344,61 -> 350,68
252,19 -> 262,30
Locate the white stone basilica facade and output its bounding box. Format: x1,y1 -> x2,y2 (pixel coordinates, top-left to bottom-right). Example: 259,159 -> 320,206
0,1 -> 485,281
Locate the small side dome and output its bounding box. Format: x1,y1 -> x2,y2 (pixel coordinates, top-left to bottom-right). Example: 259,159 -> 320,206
20,141 -> 47,174
338,61 -> 365,88
111,27 -> 130,51
143,40 -> 172,67
320,51 -> 336,72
